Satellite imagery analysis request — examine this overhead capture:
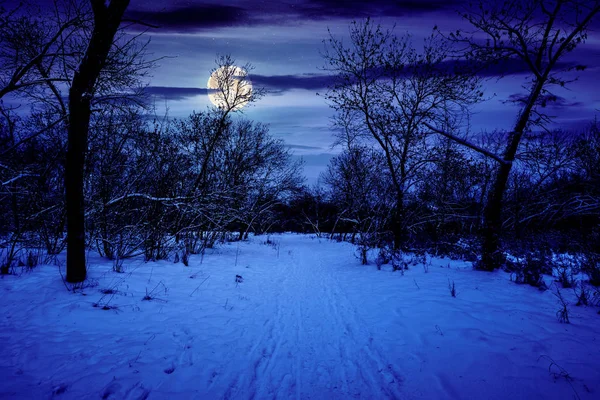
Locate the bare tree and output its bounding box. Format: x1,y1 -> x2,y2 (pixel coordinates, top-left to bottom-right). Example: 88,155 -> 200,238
426,0 -> 600,270
0,2 -> 80,102
323,145 -> 394,251
191,55 -> 264,193
322,19 -> 480,249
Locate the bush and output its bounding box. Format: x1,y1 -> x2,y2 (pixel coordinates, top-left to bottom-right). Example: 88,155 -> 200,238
553,286 -> 570,324
374,246 -> 395,270
25,250 -> 39,270
580,252 -> 600,286
434,236 -> 479,262
574,282 -> 590,306
506,251 -> 550,289
553,254 -> 578,289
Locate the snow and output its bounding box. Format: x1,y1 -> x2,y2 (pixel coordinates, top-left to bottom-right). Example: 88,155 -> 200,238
1,234 -> 599,399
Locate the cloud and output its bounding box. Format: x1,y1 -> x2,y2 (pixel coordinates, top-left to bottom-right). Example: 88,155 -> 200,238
125,0 -> 464,32
145,73 -> 334,101
125,4 -> 252,32
298,0 -> 461,19
144,86 -> 208,100
292,153 -> 335,166
252,73 -> 335,93
145,56 -> 581,102
287,144 -> 323,150
505,93 -> 584,108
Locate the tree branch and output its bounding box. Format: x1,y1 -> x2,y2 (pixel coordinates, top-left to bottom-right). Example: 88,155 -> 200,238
424,122 -> 510,165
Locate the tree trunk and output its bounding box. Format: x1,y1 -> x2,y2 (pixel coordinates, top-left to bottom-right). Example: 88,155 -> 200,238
65,95 -> 90,282
479,79 -> 545,271
65,0 -> 131,283
392,192 -> 405,250
479,162 -> 511,271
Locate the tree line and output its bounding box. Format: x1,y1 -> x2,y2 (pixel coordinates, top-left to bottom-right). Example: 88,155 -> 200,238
1,0 -> 599,284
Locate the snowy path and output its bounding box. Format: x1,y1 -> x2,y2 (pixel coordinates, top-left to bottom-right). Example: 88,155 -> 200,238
2,234 -> 600,400
217,238 -> 403,400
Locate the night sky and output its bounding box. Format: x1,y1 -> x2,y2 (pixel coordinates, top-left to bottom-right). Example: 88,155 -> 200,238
33,1 -> 600,182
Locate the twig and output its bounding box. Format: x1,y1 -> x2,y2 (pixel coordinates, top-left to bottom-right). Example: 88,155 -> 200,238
538,355 -> 581,400
189,275 -> 210,297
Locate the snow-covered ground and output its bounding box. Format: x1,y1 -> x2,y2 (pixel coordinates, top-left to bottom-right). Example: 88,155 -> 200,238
1,234 -> 599,399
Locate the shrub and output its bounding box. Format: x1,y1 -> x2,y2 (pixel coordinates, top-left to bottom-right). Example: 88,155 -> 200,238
553,286 -> 570,324
25,250 -> 39,270
507,251 -> 550,289
574,282 -> 590,306
375,246 -> 394,270
554,254 -> 578,289
580,252 -> 600,286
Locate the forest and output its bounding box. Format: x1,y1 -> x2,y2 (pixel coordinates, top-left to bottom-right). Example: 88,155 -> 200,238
1,0 -> 598,290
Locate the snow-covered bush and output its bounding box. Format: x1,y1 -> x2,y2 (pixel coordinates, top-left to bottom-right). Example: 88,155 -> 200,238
506,251 -> 550,289
581,252 -> 600,286
574,282 -> 591,306
553,254 -> 579,289
433,236 -> 479,262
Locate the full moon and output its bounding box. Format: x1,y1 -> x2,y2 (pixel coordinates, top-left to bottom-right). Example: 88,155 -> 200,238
207,65 -> 252,110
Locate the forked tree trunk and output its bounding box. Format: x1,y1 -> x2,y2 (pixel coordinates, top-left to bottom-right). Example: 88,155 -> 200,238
65,0 -> 130,283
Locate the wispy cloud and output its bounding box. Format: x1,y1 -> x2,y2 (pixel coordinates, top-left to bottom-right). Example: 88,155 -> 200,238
144,86 -> 208,100
126,0 -> 464,33
506,93 -> 584,108
126,5 -> 251,32
252,73 -> 334,93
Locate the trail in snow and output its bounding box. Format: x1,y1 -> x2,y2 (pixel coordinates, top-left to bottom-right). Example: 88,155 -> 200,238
219,237 -> 403,400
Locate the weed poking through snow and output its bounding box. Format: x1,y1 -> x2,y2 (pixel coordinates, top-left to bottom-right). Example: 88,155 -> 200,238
143,281 -> 168,302
538,355 -> 580,400
435,325 -> 444,336
189,275 -> 210,297
553,285 -> 570,324
235,274 -> 243,287
448,279 -> 457,297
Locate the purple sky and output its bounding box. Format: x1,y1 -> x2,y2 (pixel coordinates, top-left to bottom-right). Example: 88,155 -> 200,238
24,1 -> 600,183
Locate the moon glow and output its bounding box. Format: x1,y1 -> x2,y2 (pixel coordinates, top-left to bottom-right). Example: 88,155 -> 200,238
207,65 -> 252,110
